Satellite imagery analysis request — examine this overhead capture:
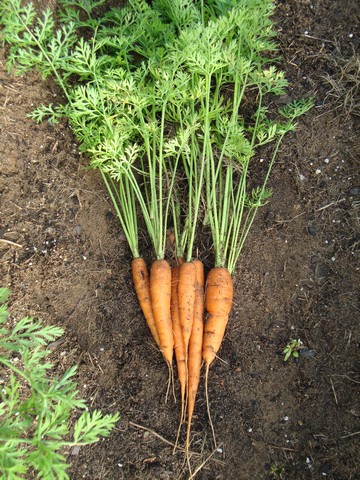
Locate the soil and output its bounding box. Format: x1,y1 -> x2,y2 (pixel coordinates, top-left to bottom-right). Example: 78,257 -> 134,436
1,1 -> 359,479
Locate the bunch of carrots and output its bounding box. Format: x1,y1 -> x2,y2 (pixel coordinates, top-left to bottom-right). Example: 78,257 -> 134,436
132,245 -> 230,450
1,0 -> 313,470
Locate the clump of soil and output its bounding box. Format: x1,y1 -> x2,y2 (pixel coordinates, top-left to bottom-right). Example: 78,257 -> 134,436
1,0 -> 359,478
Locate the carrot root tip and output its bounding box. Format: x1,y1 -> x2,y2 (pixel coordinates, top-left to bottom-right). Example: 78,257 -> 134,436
205,363 -> 217,449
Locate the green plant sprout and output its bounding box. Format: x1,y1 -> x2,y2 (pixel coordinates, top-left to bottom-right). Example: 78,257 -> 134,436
0,288 -> 120,480
269,462 -> 285,479
283,338 -> 303,361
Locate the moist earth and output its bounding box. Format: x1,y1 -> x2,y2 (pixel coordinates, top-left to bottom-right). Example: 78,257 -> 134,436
0,0 -> 359,479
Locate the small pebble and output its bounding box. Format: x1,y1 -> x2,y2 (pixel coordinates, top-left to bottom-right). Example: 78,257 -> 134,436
349,187 -> 360,196
308,225 -> 316,236
71,446 -> 81,456
299,349 -> 316,358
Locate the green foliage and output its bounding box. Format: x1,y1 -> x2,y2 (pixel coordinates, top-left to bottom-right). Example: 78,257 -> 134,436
283,338 -> 303,361
0,288 -> 120,480
0,0 -> 313,267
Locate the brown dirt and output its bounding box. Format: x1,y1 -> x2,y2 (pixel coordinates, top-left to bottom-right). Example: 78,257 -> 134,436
1,0 -> 359,479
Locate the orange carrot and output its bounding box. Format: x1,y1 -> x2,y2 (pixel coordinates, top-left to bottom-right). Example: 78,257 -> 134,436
202,266 -> 233,446
203,267 -> 233,366
186,259 -> 204,453
171,259 -> 186,424
178,261 -> 196,352
150,259 -> 174,367
132,257 -> 160,348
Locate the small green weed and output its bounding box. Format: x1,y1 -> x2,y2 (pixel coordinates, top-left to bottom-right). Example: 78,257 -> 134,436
269,462 -> 285,479
283,338 -> 303,361
0,288 -> 120,480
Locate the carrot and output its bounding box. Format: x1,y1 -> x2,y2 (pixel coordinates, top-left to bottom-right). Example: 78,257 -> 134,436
150,259 -> 174,366
171,258 -> 188,452
132,257 -> 160,348
203,267 -> 233,365
171,259 -> 186,422
178,261 -> 196,352
150,258 -> 174,401
202,266 -> 233,446
186,259 -> 204,454
177,260 -> 196,433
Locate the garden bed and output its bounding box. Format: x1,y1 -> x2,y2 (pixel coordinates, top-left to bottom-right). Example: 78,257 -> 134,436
0,0 -> 359,478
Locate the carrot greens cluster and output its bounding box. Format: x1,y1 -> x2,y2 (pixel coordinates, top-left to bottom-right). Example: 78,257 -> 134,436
1,0 -> 313,471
